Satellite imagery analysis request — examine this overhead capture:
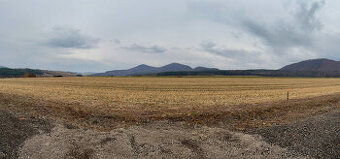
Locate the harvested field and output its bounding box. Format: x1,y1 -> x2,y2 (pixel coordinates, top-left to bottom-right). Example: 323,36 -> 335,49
0,77 -> 339,129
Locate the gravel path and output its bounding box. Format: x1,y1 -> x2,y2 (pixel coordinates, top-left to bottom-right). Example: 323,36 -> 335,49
249,108 -> 340,159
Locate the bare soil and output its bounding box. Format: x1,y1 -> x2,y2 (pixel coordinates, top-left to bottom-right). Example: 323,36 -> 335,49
248,108 -> 340,159
1,106 -> 339,159
18,122 -> 302,159
0,96 -> 339,158
0,108 -> 53,159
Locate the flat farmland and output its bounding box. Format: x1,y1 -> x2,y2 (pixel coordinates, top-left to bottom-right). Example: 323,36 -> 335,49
0,77 -> 340,129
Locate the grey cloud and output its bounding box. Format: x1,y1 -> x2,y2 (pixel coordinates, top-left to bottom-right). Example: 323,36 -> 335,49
112,39 -> 121,44
46,26 -> 99,49
296,0 -> 325,32
243,0 -> 325,51
313,33 -> 340,60
242,20 -> 312,50
186,1 -> 239,26
124,44 -> 166,54
200,41 -> 251,58
189,0 -> 327,58
200,41 -> 272,69
0,0 -> 339,72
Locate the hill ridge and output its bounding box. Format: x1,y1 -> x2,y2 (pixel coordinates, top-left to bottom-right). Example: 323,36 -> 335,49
280,58 -> 340,72
93,63 -> 218,76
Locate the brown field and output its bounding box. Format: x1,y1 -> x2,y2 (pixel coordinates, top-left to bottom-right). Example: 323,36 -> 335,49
0,77 -> 340,129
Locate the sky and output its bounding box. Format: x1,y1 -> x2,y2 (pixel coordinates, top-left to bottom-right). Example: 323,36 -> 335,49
0,0 -> 339,72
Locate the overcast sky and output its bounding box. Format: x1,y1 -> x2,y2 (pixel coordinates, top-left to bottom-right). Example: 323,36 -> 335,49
0,0 -> 339,72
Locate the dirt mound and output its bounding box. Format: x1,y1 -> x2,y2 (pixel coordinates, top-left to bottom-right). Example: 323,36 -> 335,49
19,121 -> 301,159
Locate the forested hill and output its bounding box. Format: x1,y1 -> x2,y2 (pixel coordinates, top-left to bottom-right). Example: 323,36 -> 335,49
0,68 -> 43,77
0,68 -> 78,78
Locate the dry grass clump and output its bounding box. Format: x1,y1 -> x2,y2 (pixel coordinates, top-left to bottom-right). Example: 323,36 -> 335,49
0,77 -> 339,129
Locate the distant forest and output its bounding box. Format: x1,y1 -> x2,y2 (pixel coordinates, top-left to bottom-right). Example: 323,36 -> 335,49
0,68 -> 43,78
1,68 -> 340,78
153,70 -> 340,77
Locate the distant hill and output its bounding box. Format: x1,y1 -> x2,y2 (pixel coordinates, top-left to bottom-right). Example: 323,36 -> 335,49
193,67 -> 219,71
4,58 -> 338,78
93,63 -> 218,76
77,72 -> 98,76
0,66 -> 7,68
155,69 -> 340,77
154,58 -> 340,77
0,68 -> 78,78
280,58 -> 340,72
93,59 -> 340,77
40,70 -> 78,77
0,68 -> 44,78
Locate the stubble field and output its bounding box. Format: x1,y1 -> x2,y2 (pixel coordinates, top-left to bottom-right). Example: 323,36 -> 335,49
0,77 -> 339,129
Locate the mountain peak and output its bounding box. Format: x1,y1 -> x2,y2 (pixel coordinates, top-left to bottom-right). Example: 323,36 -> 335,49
160,63 -> 192,72
163,63 -> 190,67
281,58 -> 340,72
133,64 -> 153,69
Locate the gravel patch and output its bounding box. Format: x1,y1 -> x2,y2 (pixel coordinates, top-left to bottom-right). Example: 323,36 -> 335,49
18,122 -> 301,159
249,108 -> 340,159
0,107 -> 53,159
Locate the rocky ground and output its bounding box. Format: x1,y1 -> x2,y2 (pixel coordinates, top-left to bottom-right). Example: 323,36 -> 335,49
0,108 -> 53,159
0,106 -> 339,159
248,108 -> 340,159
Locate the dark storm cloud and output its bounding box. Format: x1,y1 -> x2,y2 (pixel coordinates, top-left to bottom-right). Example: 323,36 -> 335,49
123,44 -> 166,54
46,26 -> 99,49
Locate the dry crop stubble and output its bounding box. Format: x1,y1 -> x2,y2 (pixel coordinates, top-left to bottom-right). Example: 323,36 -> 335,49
0,77 -> 339,129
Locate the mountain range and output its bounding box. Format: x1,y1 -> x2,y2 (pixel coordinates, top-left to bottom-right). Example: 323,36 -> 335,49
93,58 -> 340,77
93,63 -> 218,76
1,58 -> 340,78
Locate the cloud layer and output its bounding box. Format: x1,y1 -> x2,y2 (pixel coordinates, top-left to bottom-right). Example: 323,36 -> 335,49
0,0 -> 339,72
123,44 -> 166,54
45,26 -> 99,49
